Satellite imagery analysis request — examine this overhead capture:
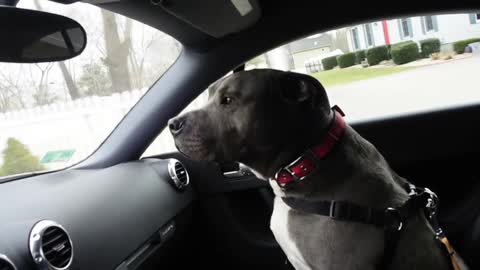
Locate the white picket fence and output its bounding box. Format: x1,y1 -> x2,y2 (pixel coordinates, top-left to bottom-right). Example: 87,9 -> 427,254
0,87 -> 212,171
0,89 -> 148,170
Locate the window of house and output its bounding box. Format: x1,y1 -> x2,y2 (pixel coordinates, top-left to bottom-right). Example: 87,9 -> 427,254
364,24 -> 374,47
351,28 -> 360,50
424,16 -> 435,32
469,13 -> 480,24
400,18 -> 412,38
142,12 -> 480,157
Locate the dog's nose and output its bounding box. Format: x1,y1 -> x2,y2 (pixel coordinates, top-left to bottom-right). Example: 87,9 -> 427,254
168,117 -> 185,136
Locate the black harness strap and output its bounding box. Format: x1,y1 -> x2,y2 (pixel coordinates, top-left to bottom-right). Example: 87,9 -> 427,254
282,198 -> 387,227
281,183 -> 442,270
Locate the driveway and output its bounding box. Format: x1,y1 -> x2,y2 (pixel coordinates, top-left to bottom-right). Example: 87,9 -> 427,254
327,55 -> 480,122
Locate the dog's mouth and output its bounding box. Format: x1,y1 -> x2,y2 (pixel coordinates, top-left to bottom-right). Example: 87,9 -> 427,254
174,136 -> 214,161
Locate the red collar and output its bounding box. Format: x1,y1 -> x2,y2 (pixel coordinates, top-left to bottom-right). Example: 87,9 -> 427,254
273,105 -> 346,188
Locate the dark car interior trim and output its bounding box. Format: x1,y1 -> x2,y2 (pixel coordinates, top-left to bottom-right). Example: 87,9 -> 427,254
0,159 -> 195,269
1,1 -> 480,269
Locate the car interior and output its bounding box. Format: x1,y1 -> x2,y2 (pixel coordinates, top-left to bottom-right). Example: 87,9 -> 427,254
1,1 -> 480,270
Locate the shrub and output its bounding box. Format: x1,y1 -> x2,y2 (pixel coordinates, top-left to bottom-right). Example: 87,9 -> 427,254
322,56 -> 338,70
336,53 -> 356,68
386,43 -> 412,60
390,41 -> 413,56
453,38 -> 480,54
391,41 -> 419,64
366,45 -> 388,66
420,38 -> 441,57
0,138 -> 45,176
355,50 -> 366,64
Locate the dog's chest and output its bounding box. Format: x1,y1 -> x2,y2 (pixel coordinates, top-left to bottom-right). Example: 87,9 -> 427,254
271,196 -> 312,270
269,181 -> 384,270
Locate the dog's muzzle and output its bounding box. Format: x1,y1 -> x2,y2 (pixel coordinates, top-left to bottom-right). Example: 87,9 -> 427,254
168,116 -> 186,136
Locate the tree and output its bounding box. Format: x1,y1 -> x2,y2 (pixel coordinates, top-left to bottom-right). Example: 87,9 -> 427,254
32,0 -> 81,100
330,29 -> 350,53
0,85 -> 18,113
78,62 -> 111,96
58,61 -> 81,100
265,45 -> 293,70
0,64 -> 27,112
101,10 -> 132,93
0,138 -> 45,176
129,29 -> 158,89
30,63 -> 57,106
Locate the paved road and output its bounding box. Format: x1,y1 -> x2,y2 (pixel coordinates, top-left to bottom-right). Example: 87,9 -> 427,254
326,55 -> 480,122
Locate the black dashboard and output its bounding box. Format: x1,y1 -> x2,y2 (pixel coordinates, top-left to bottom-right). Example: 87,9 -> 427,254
0,158 -> 195,270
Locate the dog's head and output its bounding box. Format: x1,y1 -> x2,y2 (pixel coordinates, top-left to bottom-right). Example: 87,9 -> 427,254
169,69 -> 332,173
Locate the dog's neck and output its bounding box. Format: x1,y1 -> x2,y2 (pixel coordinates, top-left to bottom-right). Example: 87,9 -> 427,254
241,110 -> 335,180
281,126 -> 407,206
243,115 -> 408,207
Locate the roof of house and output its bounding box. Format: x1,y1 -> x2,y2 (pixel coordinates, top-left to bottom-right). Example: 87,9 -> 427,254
288,34 -> 331,53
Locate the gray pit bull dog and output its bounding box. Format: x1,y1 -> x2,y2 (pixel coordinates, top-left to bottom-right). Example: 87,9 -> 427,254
168,69 -> 465,270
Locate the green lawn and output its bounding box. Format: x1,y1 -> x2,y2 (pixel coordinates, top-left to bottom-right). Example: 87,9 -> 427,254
311,66 -> 415,87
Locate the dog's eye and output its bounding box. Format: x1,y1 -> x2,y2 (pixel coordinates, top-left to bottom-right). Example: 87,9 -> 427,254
220,96 -> 233,106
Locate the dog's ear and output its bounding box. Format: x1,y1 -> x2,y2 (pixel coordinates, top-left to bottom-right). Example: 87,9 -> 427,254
279,72 -> 330,111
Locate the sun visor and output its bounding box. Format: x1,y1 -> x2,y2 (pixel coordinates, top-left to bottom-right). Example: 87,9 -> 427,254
155,0 -> 261,38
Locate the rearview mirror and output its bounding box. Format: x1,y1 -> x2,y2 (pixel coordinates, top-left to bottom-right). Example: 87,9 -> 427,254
0,6 -> 86,63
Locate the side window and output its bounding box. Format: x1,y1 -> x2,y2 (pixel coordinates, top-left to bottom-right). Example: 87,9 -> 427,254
399,18 -> 413,39
422,16 -> 438,33
424,16 -> 435,32
142,72 -> 231,157
142,89 -> 210,157
364,24 -> 375,47
469,13 -> 480,24
351,28 -> 360,50
142,12 -> 480,157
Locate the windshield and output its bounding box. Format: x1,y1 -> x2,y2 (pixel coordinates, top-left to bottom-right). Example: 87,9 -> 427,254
0,0 -> 181,178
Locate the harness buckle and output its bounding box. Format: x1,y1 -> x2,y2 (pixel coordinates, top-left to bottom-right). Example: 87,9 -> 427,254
418,187 -> 439,219
424,188 -> 439,207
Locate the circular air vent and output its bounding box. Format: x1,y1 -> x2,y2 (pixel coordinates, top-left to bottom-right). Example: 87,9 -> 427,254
167,159 -> 190,190
29,220 -> 73,270
0,254 -> 16,270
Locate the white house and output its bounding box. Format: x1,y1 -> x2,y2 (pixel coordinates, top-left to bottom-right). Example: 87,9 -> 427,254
304,49 -> 344,73
346,13 -> 480,52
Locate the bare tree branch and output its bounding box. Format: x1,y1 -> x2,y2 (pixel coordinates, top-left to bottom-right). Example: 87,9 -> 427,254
0,66 -> 27,110
30,63 -> 56,106
101,9 -> 132,93
32,0 -> 80,100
